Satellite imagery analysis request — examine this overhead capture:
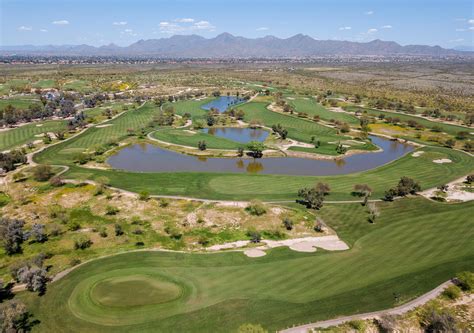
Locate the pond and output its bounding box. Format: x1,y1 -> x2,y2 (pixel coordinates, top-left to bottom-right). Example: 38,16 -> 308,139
201,127 -> 269,143
201,96 -> 246,113
107,136 -> 414,176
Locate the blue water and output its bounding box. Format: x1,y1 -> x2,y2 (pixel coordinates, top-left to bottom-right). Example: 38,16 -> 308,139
108,135 -> 414,176
201,127 -> 269,143
201,96 -> 246,113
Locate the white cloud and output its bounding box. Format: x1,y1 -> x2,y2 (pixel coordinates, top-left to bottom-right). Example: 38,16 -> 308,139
121,28 -> 137,37
338,26 -> 352,30
365,11 -> 374,15
449,38 -> 464,43
381,25 -> 392,29
367,28 -> 378,34
113,21 -> 127,26
40,29 -> 48,32
175,18 -> 195,23
256,27 -> 269,31
159,19 -> 215,34
17,26 -> 32,31
52,20 -> 69,25
468,19 -> 474,24
456,28 -> 466,32
469,26 -> 474,30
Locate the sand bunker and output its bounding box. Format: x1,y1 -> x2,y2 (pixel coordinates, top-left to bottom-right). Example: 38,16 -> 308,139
244,249 -> 266,257
96,124 -> 113,128
433,158 -> 452,164
412,151 -> 424,157
207,240 -> 250,251
36,124 -> 43,127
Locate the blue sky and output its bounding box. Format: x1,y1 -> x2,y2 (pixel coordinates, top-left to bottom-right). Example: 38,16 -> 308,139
1,0 -> 473,48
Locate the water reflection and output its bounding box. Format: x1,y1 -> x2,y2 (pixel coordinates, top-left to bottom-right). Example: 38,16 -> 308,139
201,96 -> 246,113
108,135 -> 414,176
202,127 -> 269,143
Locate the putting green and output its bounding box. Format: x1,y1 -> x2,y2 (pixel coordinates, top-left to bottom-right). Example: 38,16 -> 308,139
90,274 -> 182,307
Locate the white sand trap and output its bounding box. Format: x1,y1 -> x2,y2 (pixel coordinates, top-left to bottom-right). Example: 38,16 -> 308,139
207,240 -> 250,251
289,241 -> 317,252
36,124 -> 43,127
263,236 -> 349,252
96,124 -> 113,128
287,97 -> 295,100
244,249 -> 266,257
433,158 -> 452,164
412,151 -> 424,157
183,130 -> 196,134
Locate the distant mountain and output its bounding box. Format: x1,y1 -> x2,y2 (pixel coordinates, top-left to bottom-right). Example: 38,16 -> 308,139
1,33 -> 471,58
453,45 -> 474,52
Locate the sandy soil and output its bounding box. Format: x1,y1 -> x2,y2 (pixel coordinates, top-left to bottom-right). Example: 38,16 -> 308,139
244,249 -> 267,257
412,151 -> 425,157
206,235 -> 349,255
433,158 -> 452,164
421,176 -> 474,202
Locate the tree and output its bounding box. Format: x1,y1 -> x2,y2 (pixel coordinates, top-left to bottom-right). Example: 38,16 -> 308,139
32,165 -> 53,181
16,265 -> 48,293
114,224 -> 124,236
282,218 -> 294,230
198,141 -> 207,151
73,235 -> 92,250
297,183 -> 330,210
444,138 -> 456,148
0,300 -> 31,332
455,271 -> 474,292
336,143 -> 347,154
396,177 -> 421,196
0,218 -> 25,255
206,114 -> 216,126
353,184 -> 372,205
138,190 -> 150,201
237,147 -> 244,157
423,309 -> 458,333
383,188 -> 397,201
246,141 -> 265,158
367,203 -> 380,223
29,224 -> 48,243
466,174 -> 474,184
271,124 -> 288,140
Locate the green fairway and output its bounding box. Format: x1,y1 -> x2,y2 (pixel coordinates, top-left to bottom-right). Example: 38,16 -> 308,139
165,98 -> 214,121
241,102 -> 346,143
344,105 -> 473,138
0,120 -> 66,151
287,97 -> 360,124
33,79 -> 57,89
19,198 -> 474,332
151,128 -> 245,149
0,97 -> 41,111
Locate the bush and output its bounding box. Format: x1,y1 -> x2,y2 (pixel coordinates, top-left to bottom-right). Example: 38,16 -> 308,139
159,198 -> 169,207
32,165 -> 53,181
245,200 -> 267,216
347,320 -> 366,331
442,285 -> 461,300
247,230 -> 262,243
73,235 -> 92,250
105,205 -> 119,215
138,190 -> 150,201
114,224 -> 124,236
282,218 -> 294,230
455,271 -> 474,291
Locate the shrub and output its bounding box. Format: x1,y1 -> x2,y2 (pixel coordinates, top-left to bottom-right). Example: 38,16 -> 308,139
282,218 -> 294,230
347,320 -> 366,331
138,190 -> 150,201
247,230 -> 262,243
73,235 -> 92,250
105,205 -> 119,215
114,224 -> 124,236
245,200 -> 267,216
442,285 -> 461,300
159,198 -> 169,207
98,227 -> 108,238
32,165 -> 53,181
455,271 -> 474,292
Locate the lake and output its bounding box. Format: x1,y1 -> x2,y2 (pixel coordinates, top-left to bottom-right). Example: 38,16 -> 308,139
107,135 -> 414,176
201,96 -> 246,113
201,127 -> 269,143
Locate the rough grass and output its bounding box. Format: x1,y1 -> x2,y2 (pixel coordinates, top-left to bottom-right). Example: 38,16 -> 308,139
19,198 -> 474,332
344,105 -> 473,138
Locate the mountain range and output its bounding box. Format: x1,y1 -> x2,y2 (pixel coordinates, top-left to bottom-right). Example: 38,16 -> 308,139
1,33 -> 471,58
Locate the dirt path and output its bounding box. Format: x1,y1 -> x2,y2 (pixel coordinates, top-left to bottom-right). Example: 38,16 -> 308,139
280,281 -> 453,332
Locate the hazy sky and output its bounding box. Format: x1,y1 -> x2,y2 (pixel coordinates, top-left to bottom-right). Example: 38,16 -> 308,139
1,0 -> 473,47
